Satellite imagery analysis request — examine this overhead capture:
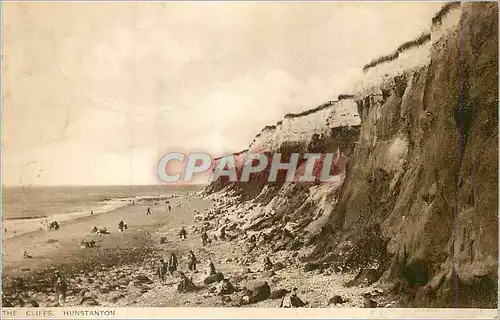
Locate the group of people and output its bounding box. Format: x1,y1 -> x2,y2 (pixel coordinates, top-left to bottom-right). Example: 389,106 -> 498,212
156,252 -> 181,284
157,250 -> 220,283
156,250 -> 209,293
118,220 -> 128,232
91,226 -> 108,234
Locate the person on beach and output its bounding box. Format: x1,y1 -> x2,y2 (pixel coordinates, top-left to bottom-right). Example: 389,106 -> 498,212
220,226 -> 226,240
132,201 -> 135,206
217,278 -> 236,295
92,226 -> 98,233
263,256 -> 273,271
168,253 -> 178,275
201,231 -> 209,246
179,226 -> 187,240
157,259 -> 168,284
146,207 -> 152,215
118,220 -> 125,232
176,271 -> 196,293
168,205 -> 172,213
207,257 -> 216,276
280,288 -> 307,308
54,272 -> 67,306
90,210 -> 94,215
187,250 -> 199,271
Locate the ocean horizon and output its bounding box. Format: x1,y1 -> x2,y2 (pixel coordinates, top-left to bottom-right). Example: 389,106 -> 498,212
2,184 -> 203,220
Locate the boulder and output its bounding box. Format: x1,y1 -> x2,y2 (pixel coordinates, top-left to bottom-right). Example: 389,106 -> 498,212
28,299 -> 39,307
327,295 -> 346,305
261,270 -> 276,278
203,272 -> 224,285
108,294 -> 125,303
304,263 -> 319,272
270,288 -> 289,300
249,281 -> 271,303
134,275 -> 153,285
79,296 -> 99,306
46,301 -> 61,307
240,267 -> 252,274
273,262 -> 285,271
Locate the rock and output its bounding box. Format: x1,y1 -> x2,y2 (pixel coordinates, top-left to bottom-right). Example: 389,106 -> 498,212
135,274 -> 151,282
249,281 -> 271,303
134,275 -> 153,285
270,288 -> 289,300
327,295 -> 346,305
363,297 -> 377,308
240,267 -> 252,274
43,288 -> 54,294
99,286 -> 112,294
116,279 -> 129,286
28,299 -> 39,307
304,262 -> 319,272
273,262 -> 285,271
79,296 -> 99,306
261,270 -> 276,278
203,272 -> 224,285
46,301 -> 60,307
232,274 -> 246,283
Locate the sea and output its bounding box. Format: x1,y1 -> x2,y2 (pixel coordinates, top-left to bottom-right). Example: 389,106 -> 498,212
1,185 -> 202,239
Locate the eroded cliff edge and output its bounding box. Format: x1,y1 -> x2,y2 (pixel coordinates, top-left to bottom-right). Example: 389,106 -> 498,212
204,2 -> 498,307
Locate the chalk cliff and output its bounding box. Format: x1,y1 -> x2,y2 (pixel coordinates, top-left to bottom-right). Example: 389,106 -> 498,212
205,2 -> 498,307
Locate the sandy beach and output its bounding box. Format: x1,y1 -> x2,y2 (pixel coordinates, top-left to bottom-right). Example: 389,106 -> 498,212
2,192 -> 389,308
2,194 -> 209,279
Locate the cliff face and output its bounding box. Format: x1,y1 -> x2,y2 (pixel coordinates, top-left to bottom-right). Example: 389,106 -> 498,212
248,98 -> 360,154
205,2 -> 498,307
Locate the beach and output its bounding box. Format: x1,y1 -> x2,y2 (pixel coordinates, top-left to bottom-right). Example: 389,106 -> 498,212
2,191 -> 390,309
2,194 -> 204,275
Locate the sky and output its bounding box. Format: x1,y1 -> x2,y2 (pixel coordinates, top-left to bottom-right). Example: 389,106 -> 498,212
2,1 -> 443,186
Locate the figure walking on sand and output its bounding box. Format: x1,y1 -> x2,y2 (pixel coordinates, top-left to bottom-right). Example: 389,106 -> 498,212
201,231 -> 209,246
206,257 -> 216,276
118,220 -> 125,232
187,250 -> 199,272
146,207 -> 152,215
168,253 -> 178,276
156,259 -> 168,284
179,226 -> 187,240
168,205 -> 172,213
263,256 -> 273,271
53,271 -> 67,306
219,226 -> 226,240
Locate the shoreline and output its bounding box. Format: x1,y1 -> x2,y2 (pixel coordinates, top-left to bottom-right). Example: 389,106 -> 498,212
2,193 -> 205,276
2,194 -> 182,241
2,191 -> 392,309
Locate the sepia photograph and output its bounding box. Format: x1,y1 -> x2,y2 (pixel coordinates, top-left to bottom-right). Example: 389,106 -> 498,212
1,1 -> 498,318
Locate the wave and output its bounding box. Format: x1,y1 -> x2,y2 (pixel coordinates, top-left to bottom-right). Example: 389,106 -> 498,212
4,215 -> 48,220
